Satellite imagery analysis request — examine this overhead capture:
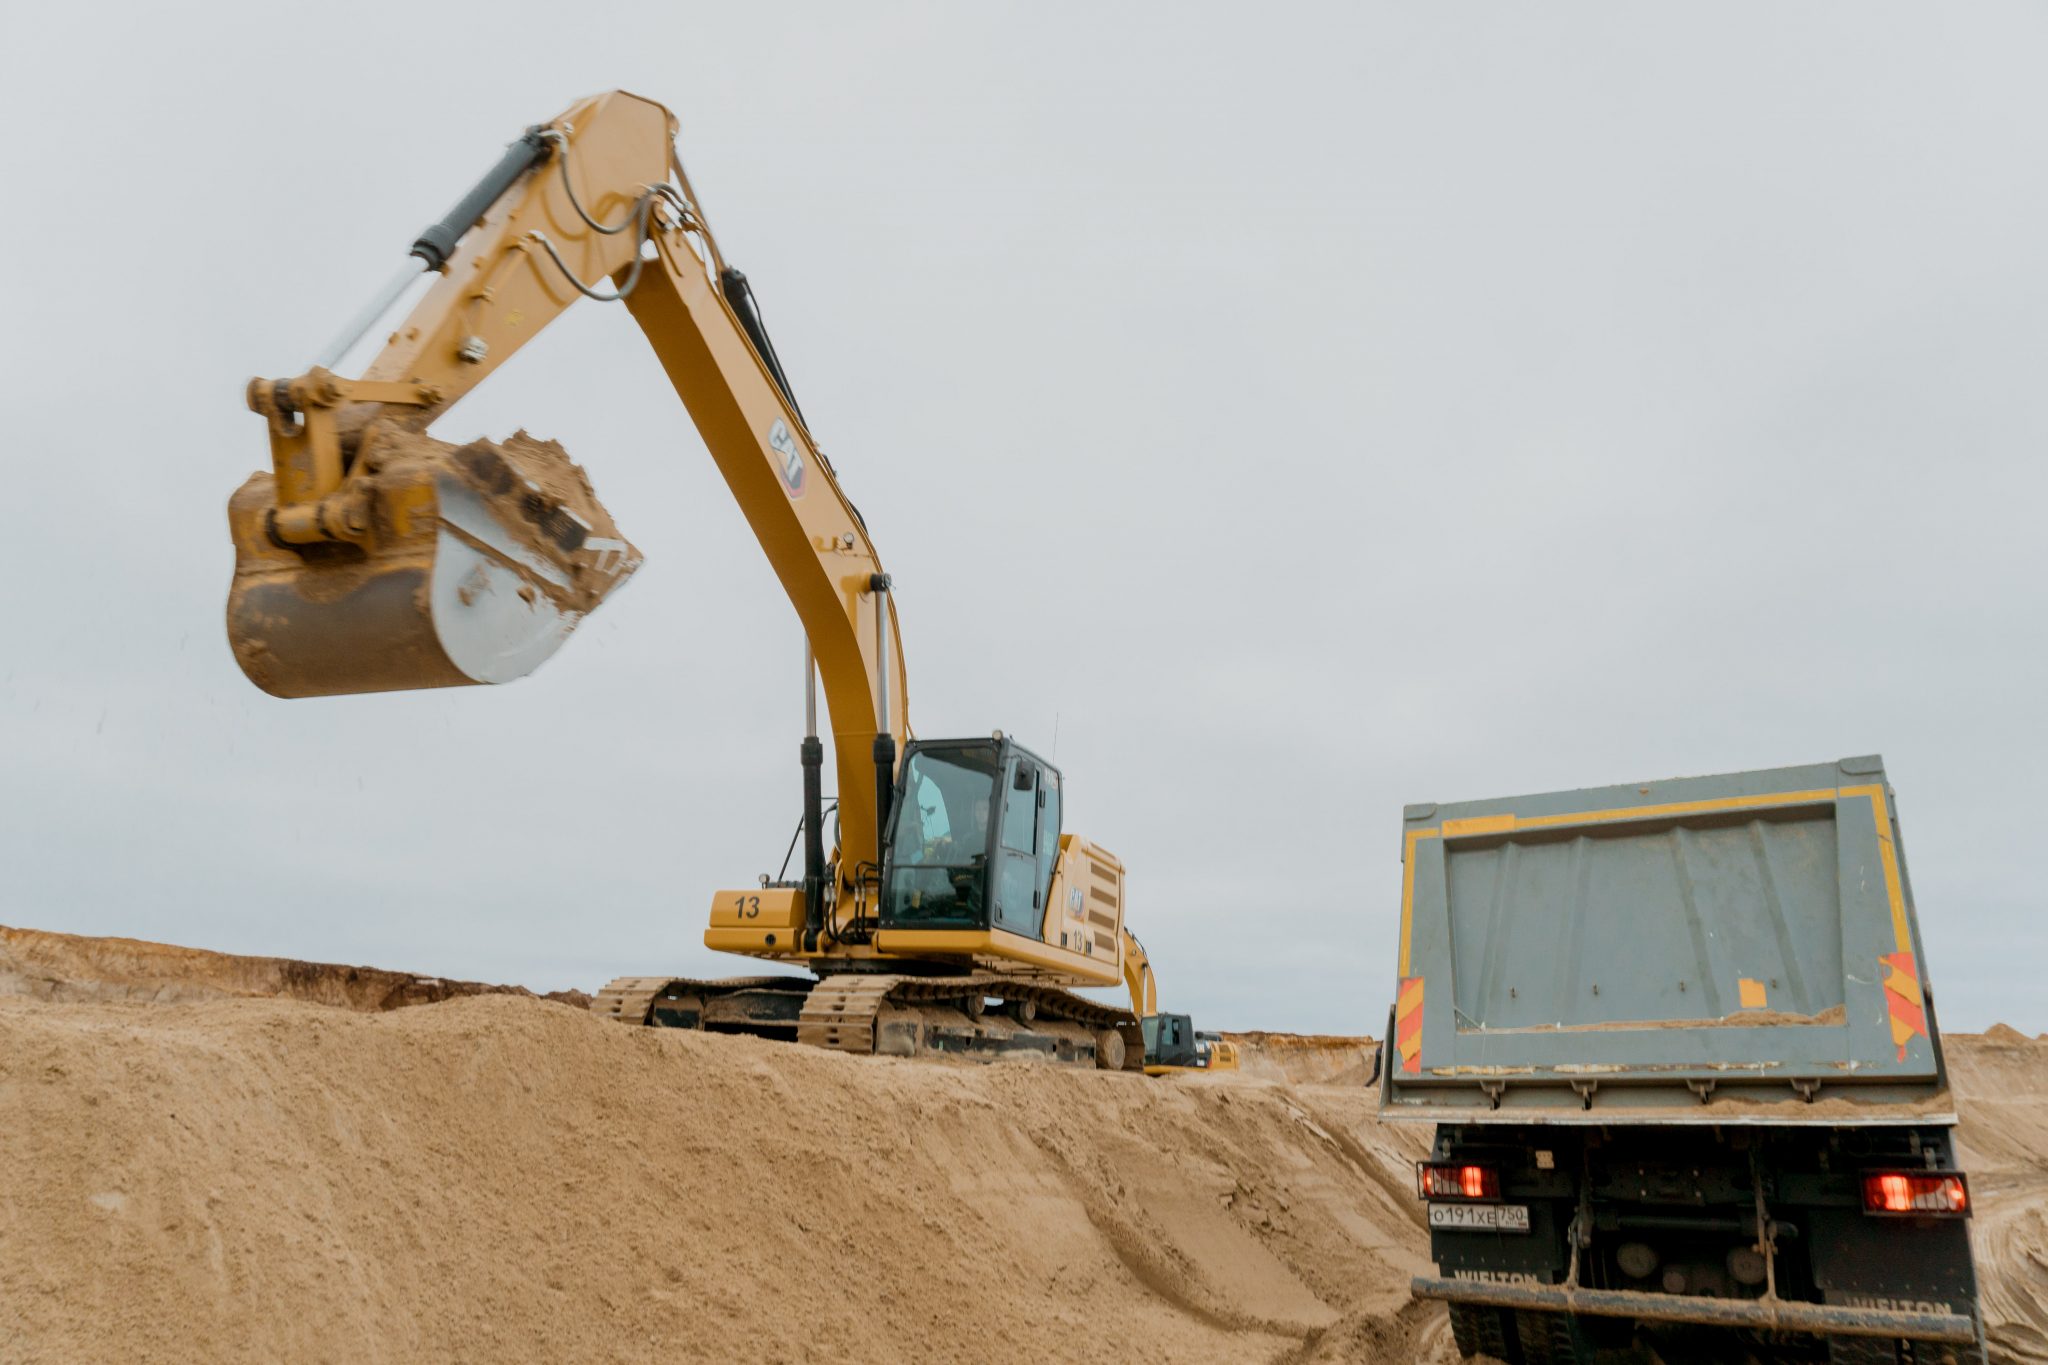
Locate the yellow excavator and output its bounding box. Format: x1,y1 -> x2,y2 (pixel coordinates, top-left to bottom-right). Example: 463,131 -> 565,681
228,89 -> 1232,1075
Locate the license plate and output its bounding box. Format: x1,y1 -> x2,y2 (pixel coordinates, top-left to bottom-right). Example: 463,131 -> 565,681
1429,1202 -> 1530,1233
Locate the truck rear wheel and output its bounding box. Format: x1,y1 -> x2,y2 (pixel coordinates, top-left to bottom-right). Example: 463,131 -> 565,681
1511,1309 -> 1593,1365
1827,1338 -> 1977,1365
1447,1302 -> 1519,1362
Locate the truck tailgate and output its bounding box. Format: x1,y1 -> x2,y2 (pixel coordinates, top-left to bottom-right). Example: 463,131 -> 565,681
1381,756 -> 1953,1123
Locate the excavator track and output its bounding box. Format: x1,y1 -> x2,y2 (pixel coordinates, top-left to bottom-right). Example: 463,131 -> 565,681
590,976 -> 675,1025
595,975 -> 813,1034
796,974 -> 906,1055
598,972 -> 1144,1072
853,973 -> 1142,1071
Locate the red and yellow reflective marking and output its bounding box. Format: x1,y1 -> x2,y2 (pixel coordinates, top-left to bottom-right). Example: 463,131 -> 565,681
1395,975 -> 1425,1074
1881,950 -> 1928,1062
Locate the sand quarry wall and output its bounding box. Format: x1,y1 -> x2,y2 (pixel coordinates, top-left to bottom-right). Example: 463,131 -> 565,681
1,927 -> 2043,1365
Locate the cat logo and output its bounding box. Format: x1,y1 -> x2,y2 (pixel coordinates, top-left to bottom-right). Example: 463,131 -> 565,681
1068,888 -> 1086,920
768,419 -> 805,496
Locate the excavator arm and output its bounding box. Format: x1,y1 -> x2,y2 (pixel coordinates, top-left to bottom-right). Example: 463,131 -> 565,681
229,90 -> 907,875
1122,928 -> 1158,1019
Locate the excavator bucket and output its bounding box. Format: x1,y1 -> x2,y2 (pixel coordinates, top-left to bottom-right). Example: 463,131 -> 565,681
226,429 -> 640,698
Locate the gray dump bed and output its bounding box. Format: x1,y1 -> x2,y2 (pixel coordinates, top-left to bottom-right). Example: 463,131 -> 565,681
1380,756 -> 1953,1125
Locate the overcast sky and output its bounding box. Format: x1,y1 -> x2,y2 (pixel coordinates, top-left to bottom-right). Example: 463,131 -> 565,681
3,4 -> 2043,1035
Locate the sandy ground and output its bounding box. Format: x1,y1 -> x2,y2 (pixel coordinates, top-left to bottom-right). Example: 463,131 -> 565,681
1949,1025 -> 2048,1364
1,928 -> 2042,1364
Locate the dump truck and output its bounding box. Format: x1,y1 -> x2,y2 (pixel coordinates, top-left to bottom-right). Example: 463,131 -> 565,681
1381,757 -> 1984,1364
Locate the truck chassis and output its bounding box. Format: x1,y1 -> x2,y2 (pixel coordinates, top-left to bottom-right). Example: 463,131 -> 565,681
1418,1120 -> 1984,1364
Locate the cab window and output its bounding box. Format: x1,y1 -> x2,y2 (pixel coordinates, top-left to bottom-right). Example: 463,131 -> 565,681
1036,771 -> 1061,900
891,748 -> 997,868
1000,761 -> 1037,854
884,745 -> 1000,927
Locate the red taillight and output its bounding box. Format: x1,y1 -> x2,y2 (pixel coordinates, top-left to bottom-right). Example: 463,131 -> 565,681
1418,1162 -> 1500,1200
1861,1171 -> 1969,1217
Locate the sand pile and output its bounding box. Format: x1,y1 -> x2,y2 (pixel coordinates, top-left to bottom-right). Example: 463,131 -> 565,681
0,989 -> 1445,1363
1949,1026 -> 2048,1363
0,925 -> 590,1012
1228,1032 -> 1380,1088
1,932 -> 2042,1364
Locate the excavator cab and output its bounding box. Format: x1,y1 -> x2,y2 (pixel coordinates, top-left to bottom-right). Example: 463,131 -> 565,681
879,737 -> 1061,938
1141,1015 -> 1241,1075
1143,1012 -> 1202,1068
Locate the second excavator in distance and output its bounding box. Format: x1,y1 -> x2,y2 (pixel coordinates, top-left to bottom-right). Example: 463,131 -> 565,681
226,88 -> 1232,1075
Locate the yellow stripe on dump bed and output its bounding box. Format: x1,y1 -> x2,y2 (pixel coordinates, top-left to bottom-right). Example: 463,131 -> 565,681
1397,785 -> 1909,979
